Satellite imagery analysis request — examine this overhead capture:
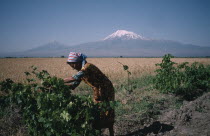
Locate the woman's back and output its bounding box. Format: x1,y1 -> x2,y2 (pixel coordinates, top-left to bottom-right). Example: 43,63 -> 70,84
81,63 -> 115,102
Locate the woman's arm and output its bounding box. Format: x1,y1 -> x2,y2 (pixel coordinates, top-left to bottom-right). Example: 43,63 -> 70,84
64,80 -> 81,90
64,71 -> 85,89
64,71 -> 85,83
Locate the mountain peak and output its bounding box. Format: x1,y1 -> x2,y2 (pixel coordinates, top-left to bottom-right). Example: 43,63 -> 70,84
48,40 -> 60,45
103,30 -> 147,40
27,41 -> 68,52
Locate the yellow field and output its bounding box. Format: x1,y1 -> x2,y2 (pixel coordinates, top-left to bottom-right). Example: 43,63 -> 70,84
0,58 -> 210,83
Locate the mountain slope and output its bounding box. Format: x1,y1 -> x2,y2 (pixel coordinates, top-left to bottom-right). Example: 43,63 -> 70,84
70,35 -> 210,57
27,41 -> 69,52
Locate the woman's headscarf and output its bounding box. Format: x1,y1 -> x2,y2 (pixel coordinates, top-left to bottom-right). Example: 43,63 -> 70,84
67,52 -> 87,67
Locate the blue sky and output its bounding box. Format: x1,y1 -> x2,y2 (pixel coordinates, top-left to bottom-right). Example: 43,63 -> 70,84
0,0 -> 210,52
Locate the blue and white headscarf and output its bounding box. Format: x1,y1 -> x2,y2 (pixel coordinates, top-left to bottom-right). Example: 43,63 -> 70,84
67,52 -> 87,67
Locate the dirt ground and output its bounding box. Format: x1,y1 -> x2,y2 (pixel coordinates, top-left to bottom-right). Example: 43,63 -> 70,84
103,92 -> 210,136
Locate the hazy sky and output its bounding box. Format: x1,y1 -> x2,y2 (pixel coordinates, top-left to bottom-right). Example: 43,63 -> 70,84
0,0 -> 210,52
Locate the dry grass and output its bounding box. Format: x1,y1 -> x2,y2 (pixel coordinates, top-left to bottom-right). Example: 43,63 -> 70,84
0,58 -> 210,83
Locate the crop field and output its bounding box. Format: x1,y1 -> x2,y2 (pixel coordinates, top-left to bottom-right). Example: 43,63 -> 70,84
0,58 -> 210,83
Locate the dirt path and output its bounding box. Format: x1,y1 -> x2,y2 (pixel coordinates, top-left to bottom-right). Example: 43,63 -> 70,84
104,92 -> 210,136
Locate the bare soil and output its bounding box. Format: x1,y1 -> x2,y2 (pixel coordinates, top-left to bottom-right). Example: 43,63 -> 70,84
103,92 -> 210,136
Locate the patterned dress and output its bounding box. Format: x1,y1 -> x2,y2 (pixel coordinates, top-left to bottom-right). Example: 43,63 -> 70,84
71,62 -> 115,128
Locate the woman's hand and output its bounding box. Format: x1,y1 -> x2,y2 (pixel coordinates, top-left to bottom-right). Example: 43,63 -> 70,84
64,77 -> 76,83
64,82 -> 78,90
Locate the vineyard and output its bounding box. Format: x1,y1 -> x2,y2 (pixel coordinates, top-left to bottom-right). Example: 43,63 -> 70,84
0,56 -> 210,136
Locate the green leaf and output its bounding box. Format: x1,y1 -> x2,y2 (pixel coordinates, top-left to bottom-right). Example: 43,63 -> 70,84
38,117 -> 45,122
24,72 -> 31,76
60,111 -> 71,122
123,65 -> 129,70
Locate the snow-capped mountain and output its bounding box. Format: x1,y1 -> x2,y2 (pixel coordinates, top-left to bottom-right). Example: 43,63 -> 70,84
1,30 -> 210,57
103,30 -> 148,40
